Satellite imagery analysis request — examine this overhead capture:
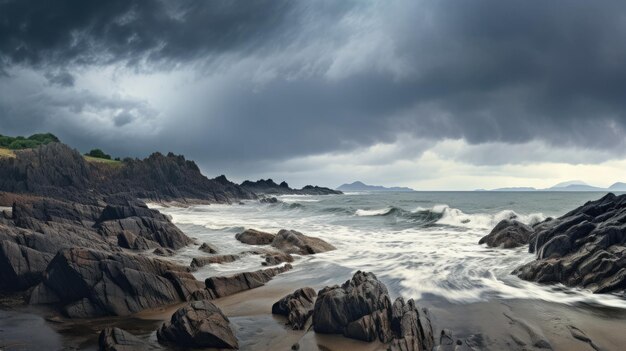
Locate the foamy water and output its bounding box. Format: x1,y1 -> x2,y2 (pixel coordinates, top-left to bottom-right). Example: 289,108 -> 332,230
151,191 -> 626,309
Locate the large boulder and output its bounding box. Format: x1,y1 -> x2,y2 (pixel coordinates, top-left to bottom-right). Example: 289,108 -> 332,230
29,248 -> 206,317
479,219 -> 534,248
98,327 -> 147,351
272,287 -> 317,330
205,264 -> 292,298
312,271 -> 434,350
191,254 -> 239,269
514,193 -> 626,294
157,300 -> 238,349
271,229 -> 335,255
0,240 -> 54,291
235,229 -> 275,245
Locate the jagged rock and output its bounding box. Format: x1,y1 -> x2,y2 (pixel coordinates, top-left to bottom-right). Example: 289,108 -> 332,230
236,229 -> 275,245
272,287 -> 317,329
199,242 -> 218,253
260,197 -> 279,204
191,254 -> 239,268
478,219 -> 534,248
262,251 -> 294,266
514,193 -> 626,294
0,240 -> 53,290
271,229 -> 335,255
97,215 -> 192,250
205,264 -> 293,298
30,248 -> 201,317
313,271 -> 391,337
241,179 -> 342,195
157,300 -> 238,349
312,271 -> 434,350
153,247 -> 175,256
98,327 -> 147,351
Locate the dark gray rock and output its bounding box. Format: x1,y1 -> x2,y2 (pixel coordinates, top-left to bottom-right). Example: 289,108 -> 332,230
199,242 -> 218,253
272,287 -> 317,329
191,254 -> 239,269
514,193 -> 626,294
479,219 -> 534,248
262,251 -> 294,266
30,248 -> 204,317
236,229 -> 275,245
0,240 -> 53,290
98,327 -> 147,351
157,300 -> 238,349
271,229 -> 335,255
205,264 -> 293,298
241,178 -> 342,195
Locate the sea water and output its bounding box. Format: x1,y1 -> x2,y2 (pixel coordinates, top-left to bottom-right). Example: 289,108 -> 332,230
152,191 -> 626,309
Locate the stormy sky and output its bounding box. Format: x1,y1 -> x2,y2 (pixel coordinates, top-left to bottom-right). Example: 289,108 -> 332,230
1,0 -> 626,189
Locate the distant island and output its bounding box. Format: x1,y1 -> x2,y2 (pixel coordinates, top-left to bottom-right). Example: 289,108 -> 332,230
482,180 -> 626,192
337,181 -> 415,192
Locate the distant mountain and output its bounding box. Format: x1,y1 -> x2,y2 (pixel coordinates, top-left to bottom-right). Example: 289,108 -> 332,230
240,179 -> 342,195
337,181 -> 415,192
609,182 -> 626,191
482,180 -> 626,192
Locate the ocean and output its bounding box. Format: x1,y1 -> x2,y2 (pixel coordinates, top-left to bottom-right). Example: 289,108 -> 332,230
152,191 -> 626,310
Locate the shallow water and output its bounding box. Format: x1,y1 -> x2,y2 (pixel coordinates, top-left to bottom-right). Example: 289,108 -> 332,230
152,191 -> 626,309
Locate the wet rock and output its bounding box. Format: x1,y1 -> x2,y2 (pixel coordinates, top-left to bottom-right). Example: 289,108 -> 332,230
514,193 -> 626,294
236,229 -> 275,245
205,264 -> 293,298
478,219 -> 534,248
97,215 -> 192,250
312,271 -> 434,350
157,300 -> 238,349
0,240 -> 53,291
191,254 -> 239,268
98,327 -> 146,351
272,287 -> 317,329
199,242 -> 218,253
260,197 -> 279,204
271,229 -> 335,255
30,248 -> 200,317
262,251 -> 294,266
153,247 -> 175,256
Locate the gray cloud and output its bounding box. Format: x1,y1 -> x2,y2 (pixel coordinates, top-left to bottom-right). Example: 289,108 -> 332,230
1,0 -> 626,183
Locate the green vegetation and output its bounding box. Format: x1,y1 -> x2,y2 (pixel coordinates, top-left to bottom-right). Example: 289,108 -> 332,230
0,133 -> 60,150
85,148 -> 111,160
84,155 -> 122,167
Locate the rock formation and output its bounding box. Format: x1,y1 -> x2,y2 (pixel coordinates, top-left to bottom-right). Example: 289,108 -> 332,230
157,300 -> 238,349
272,287 -> 317,330
478,219 -> 535,248
98,327 -> 147,351
241,178 -> 342,195
236,228 -> 275,245
205,264 -> 293,298
512,193 -> 626,294
271,229 -> 336,255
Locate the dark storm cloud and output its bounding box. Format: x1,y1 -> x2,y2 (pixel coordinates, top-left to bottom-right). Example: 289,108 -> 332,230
1,0 -> 626,172
44,71 -> 75,87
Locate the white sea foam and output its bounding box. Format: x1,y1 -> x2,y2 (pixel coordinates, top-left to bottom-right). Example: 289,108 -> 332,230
355,207 -> 394,216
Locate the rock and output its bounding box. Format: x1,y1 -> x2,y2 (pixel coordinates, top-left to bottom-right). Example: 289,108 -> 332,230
205,264 -> 293,298
30,248 -> 202,317
312,271 -> 434,350
153,247 -> 175,256
0,240 -> 54,290
236,229 -> 275,245
98,327 -> 146,351
241,179 -> 342,195
157,300 -> 238,349
271,229 -> 335,255
479,219 -> 534,248
199,242 -> 218,253
262,251 -> 294,266
514,193 -> 626,294
260,197 -> 279,204
272,287 -> 317,329
191,254 -> 239,268
313,271 -> 391,336
97,215 -> 192,250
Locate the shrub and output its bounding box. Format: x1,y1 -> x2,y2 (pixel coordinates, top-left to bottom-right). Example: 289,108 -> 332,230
86,148 -> 112,160
8,139 -> 39,149
0,133 -> 60,149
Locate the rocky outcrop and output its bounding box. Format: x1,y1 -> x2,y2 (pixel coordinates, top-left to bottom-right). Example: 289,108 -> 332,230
479,219 -> 534,248
157,300 -> 238,349
271,229 -> 335,255
199,242 -> 217,253
312,271 -> 434,350
513,193 -> 626,294
262,251 -> 294,266
236,228 -> 275,245
98,327 -> 147,351
191,254 -> 239,269
272,287 -> 317,330
205,264 -> 293,298
0,240 -> 54,290
241,178 -> 342,195
29,248 -> 205,317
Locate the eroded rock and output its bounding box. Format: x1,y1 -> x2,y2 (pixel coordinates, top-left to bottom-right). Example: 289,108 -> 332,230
479,219 -> 534,248
236,229 -> 275,245
271,229 -> 335,255
272,287 -> 317,329
98,327 -> 147,351
205,264 -> 292,298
